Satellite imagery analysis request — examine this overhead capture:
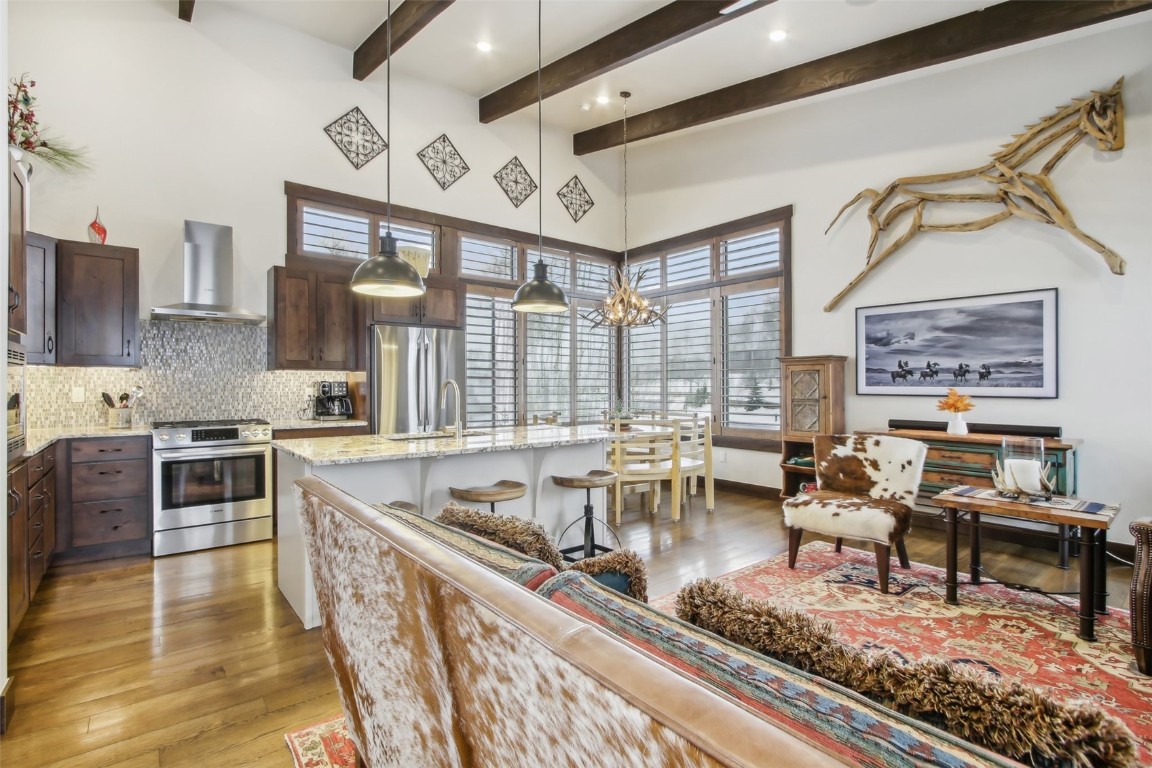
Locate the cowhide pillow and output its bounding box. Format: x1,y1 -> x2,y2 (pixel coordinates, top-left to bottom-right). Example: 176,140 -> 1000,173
675,578 -> 1136,768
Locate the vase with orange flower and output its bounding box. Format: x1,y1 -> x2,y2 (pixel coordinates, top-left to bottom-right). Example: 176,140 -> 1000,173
936,388 -> 974,435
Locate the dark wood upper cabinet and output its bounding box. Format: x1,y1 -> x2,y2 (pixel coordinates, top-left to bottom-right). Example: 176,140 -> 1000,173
24,232 -> 57,364
56,240 -> 140,367
268,266 -> 356,371
9,155 -> 28,337
369,274 -> 462,329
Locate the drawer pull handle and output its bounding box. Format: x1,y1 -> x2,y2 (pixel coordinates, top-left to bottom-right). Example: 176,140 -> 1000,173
98,470 -> 123,475
97,448 -> 124,453
33,492 -> 44,501
938,452 -> 967,461
99,508 -> 124,514
32,521 -> 43,529
112,525 -> 121,531
32,550 -> 43,559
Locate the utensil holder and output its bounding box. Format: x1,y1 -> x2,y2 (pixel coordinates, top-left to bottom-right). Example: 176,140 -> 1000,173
107,407 -> 134,429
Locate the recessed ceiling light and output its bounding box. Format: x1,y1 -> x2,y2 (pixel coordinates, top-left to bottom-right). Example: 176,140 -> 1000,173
580,103 -> 591,112
476,41 -> 492,53
768,29 -> 788,42
596,95 -> 610,105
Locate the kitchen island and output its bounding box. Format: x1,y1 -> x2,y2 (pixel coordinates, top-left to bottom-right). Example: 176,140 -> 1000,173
274,425 -> 612,628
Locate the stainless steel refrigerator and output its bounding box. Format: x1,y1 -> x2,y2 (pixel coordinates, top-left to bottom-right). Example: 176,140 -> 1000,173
370,324 -> 467,434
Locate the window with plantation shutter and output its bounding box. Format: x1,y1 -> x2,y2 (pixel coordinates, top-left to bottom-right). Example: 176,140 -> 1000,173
379,220 -> 437,271
575,302 -> 616,422
465,290 -> 518,428
525,310 -> 571,423
462,236 -> 518,281
722,227 -> 780,277
666,295 -> 712,412
722,282 -> 781,432
301,204 -> 371,259
575,256 -> 612,295
627,322 -> 663,415
666,245 -> 710,288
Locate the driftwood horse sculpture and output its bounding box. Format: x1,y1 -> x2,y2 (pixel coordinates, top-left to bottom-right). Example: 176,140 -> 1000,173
824,79 -> 1126,312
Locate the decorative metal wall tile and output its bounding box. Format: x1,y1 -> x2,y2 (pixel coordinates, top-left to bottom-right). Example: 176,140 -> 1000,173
493,157 -> 537,208
324,107 -> 387,169
557,175 -> 594,222
417,133 -> 470,190
26,321 -> 350,429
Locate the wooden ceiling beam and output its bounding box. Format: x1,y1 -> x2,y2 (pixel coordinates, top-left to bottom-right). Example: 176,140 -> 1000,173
178,0 -> 195,22
354,0 -> 456,82
573,0 -> 1152,155
479,0 -> 777,123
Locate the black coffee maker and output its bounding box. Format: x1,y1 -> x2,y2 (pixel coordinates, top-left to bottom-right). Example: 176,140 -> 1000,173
315,381 -> 352,421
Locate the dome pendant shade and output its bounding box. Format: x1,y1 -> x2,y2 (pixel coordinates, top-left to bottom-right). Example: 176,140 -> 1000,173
511,260 -> 569,313
351,232 -> 427,298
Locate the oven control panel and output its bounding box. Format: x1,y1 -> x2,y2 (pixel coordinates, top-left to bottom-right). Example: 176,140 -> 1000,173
152,422 -> 272,448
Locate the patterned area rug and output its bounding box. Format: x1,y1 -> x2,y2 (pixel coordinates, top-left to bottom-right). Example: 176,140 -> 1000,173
285,715 -> 356,768
653,541 -> 1151,763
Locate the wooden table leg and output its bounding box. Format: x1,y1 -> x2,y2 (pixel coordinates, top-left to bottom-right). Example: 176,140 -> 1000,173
1058,523 -> 1070,569
1079,525 -> 1097,641
969,511 -> 982,585
1094,527 -> 1109,615
945,506 -> 958,605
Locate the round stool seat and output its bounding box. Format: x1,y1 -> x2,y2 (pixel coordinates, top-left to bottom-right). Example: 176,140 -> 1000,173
551,469 -> 618,490
387,500 -> 419,514
449,480 -> 527,505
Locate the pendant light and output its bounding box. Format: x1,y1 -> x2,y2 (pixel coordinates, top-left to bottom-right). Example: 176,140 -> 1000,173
511,0 -> 570,314
351,0 -> 426,298
581,92 -> 665,328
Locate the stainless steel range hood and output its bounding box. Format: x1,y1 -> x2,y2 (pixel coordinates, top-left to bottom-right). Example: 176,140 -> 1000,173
150,220 -> 266,325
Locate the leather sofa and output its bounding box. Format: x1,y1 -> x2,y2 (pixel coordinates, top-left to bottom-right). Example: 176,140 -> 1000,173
295,476 -> 1021,767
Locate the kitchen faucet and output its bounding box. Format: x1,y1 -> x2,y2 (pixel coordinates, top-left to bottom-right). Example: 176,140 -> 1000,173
440,379 -> 462,437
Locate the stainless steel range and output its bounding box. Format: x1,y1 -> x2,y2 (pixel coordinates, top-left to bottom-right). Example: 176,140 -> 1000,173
151,418 -> 273,556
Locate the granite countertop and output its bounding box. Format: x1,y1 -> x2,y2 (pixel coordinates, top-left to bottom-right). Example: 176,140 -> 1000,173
25,425 -> 154,456
272,424 -> 613,466
271,419 -> 370,431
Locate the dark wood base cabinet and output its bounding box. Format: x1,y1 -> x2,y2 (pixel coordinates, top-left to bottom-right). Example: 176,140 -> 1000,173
54,436 -> 151,565
7,443 -> 58,645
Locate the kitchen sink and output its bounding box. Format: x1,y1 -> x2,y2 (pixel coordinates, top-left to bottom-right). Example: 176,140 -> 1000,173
386,430 -> 490,441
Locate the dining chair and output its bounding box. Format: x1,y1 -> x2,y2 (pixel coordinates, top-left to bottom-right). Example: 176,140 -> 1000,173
607,418 -> 684,525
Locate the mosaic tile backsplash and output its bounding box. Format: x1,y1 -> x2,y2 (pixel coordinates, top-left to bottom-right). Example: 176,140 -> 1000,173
26,320 -> 347,429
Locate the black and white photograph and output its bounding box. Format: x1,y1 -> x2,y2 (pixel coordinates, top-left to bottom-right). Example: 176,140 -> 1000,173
856,289 -> 1057,398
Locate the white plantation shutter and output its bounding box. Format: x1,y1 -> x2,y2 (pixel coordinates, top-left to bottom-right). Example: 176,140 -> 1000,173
525,310 -> 571,423
666,244 -> 711,287
666,295 -> 712,412
722,227 -> 780,277
721,281 -> 781,431
379,220 -> 437,270
575,302 -> 616,422
465,290 -> 518,428
461,236 -> 518,281
627,322 -> 663,414
301,205 -> 371,259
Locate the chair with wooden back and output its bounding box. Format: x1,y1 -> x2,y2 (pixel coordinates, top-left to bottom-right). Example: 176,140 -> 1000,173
675,413 -> 715,513
607,417 -> 684,525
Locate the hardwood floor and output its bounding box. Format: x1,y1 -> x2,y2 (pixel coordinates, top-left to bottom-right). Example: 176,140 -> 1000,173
3,488 -> 1133,766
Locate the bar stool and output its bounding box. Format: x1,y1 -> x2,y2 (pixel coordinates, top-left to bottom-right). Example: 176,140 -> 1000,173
552,470 -> 621,562
387,500 -> 419,515
448,480 -> 527,514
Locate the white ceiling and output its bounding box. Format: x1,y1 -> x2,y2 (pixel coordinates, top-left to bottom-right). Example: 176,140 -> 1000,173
209,0 -> 1112,135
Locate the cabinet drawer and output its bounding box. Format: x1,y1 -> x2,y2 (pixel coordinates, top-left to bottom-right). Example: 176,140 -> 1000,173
29,474 -> 51,516
71,497 -> 149,548
28,503 -> 45,546
925,446 -> 998,470
71,437 -> 149,463
27,446 -> 55,486
922,469 -> 996,489
28,529 -> 48,597
71,459 -> 148,502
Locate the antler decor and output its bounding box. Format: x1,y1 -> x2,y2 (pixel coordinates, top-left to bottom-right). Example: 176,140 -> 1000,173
824,78 -> 1126,312
991,458 -> 1055,502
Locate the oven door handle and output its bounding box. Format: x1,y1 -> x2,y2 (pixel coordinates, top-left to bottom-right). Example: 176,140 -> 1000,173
154,445 -> 270,461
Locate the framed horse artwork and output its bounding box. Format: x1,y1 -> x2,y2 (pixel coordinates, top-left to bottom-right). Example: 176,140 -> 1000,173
855,288 -> 1057,398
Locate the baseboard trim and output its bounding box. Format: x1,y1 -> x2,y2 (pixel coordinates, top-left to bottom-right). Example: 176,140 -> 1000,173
715,478 -> 779,500
1,675 -> 14,735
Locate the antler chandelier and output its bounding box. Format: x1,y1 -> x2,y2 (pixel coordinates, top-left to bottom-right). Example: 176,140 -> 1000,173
582,91 -> 665,329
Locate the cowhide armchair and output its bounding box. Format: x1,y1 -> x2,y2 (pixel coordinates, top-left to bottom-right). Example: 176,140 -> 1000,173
782,434 -> 927,593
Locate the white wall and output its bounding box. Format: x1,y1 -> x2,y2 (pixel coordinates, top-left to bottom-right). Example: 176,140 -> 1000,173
7,0 -> 621,316
632,18 -> 1152,540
